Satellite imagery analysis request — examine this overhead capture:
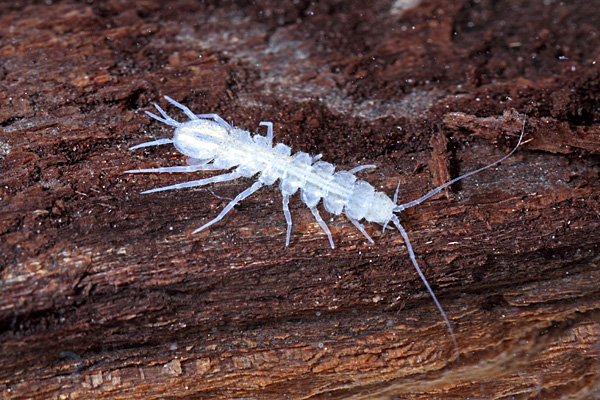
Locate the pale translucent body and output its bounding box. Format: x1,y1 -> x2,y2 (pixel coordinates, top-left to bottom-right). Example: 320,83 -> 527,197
127,96 -> 525,356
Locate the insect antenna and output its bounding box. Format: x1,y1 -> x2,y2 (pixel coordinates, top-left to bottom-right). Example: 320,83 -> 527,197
391,214 -> 459,356
145,103 -> 182,128
386,115 -> 526,357
394,115 -> 526,213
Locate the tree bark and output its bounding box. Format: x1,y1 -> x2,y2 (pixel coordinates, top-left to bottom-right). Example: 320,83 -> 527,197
1,1 -> 599,399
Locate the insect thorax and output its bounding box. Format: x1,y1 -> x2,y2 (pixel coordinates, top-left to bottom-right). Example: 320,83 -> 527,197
364,192 -> 395,224
345,181 -> 395,224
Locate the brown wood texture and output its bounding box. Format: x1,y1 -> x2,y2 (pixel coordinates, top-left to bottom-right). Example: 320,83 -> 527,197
1,1 -> 600,399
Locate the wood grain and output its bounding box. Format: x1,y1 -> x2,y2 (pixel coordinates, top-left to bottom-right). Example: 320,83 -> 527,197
1,1 -> 599,399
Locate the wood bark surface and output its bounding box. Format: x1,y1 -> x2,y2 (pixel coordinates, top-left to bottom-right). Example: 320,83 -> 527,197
1,1 -> 599,399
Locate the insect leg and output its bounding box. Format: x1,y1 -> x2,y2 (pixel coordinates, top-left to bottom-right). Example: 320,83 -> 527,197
349,218 -> 374,244
139,171 -> 242,194
195,113 -> 233,130
125,164 -> 223,174
309,207 -> 335,249
129,138 -> 174,150
259,121 -> 273,147
282,194 -> 292,246
347,165 -> 377,174
164,96 -> 199,120
192,181 -> 264,234
187,157 -> 211,166
391,215 -> 459,356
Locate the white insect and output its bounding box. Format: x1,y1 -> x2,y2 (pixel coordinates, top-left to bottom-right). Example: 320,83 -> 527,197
126,96 -> 525,354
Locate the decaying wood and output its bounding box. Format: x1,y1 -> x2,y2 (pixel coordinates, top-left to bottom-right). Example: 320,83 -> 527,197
1,1 -> 599,399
